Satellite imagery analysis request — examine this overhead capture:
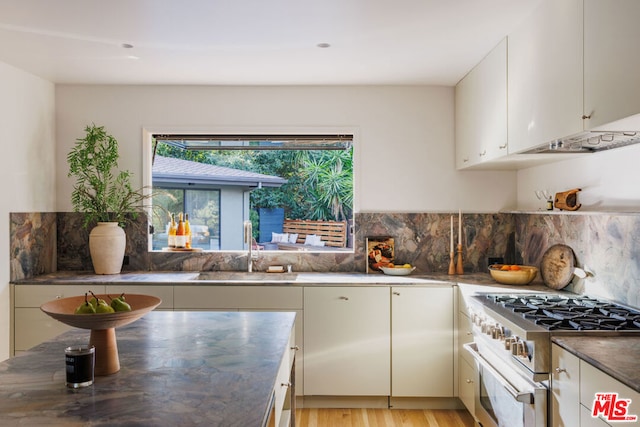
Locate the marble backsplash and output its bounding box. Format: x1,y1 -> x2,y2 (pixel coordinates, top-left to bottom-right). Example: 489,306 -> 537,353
9,213 -> 56,281
515,213 -> 640,308
10,211 -> 640,307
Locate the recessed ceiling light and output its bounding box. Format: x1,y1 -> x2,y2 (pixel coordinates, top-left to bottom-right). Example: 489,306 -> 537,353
316,43 -> 331,49
122,43 -> 134,49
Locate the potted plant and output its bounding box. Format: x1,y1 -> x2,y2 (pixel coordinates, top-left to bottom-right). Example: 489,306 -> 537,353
67,123 -> 148,274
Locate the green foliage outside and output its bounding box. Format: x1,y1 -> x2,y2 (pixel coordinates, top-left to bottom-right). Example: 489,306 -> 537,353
154,143 -> 353,225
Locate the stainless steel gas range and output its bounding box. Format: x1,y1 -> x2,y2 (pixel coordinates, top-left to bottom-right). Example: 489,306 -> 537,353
463,292 -> 640,427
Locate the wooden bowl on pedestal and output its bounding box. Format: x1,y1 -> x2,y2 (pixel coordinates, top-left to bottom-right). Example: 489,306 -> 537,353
41,294 -> 161,375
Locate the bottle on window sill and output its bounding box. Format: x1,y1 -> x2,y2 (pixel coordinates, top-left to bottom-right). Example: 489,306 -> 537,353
175,212 -> 187,248
168,214 -> 177,248
184,213 -> 191,249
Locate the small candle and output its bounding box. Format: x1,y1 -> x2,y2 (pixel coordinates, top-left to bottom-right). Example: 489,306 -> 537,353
458,209 -> 462,246
450,216 -> 453,253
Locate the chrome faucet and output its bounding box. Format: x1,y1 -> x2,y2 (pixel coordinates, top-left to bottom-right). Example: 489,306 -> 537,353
244,220 -> 258,272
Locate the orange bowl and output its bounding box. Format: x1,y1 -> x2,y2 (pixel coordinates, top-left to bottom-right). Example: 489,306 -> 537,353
40,294 -> 161,330
489,265 -> 538,285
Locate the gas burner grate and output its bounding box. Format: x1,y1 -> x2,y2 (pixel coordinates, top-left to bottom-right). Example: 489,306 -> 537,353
485,293 -> 640,331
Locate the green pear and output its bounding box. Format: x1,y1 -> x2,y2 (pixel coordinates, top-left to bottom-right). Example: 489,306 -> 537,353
95,299 -> 115,313
88,291 -> 99,309
110,294 -> 132,312
74,293 -> 96,314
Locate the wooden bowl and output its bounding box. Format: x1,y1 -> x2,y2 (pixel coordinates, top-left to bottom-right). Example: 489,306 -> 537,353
41,294 -> 161,375
489,265 -> 538,285
40,294 -> 161,330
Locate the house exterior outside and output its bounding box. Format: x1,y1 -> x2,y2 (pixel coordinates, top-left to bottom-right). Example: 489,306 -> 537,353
152,155 -> 287,250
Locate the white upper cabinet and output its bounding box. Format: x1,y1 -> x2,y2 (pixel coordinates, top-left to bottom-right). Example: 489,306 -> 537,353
508,0 -> 640,155
583,0 -> 640,130
507,0 -> 584,154
455,38 -> 507,169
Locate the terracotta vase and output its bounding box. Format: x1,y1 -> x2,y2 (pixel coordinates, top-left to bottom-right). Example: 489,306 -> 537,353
89,222 -> 126,274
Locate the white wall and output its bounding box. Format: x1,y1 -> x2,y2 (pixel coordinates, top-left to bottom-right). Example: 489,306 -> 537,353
517,143 -> 640,211
55,85 -> 516,214
0,61 -> 56,360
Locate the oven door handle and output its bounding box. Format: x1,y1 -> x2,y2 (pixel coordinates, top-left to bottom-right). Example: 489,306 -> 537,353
463,343 -> 534,404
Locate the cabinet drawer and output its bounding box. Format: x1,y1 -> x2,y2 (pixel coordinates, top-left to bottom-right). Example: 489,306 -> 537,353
580,403 -> 611,427
14,308 -> 72,351
174,286 -> 302,310
14,285 -> 107,307
458,356 -> 476,415
105,285 -> 173,309
458,311 -> 474,366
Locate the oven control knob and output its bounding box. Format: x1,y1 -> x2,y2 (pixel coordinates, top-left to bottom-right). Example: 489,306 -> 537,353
511,340 -> 528,357
504,337 -> 515,350
471,313 -> 479,325
511,341 -> 519,355
492,325 -> 505,340
473,314 -> 482,326
486,324 -> 495,336
481,322 -> 490,334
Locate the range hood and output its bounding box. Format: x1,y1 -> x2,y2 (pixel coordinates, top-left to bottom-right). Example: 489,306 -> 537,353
522,130 -> 640,154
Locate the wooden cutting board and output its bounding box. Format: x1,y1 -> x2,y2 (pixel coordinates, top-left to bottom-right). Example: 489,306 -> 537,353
540,244 -> 576,289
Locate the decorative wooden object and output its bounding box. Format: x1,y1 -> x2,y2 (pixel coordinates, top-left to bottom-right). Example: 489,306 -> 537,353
448,251 -> 456,275
40,294 -> 161,376
554,188 -> 582,211
456,244 -> 464,275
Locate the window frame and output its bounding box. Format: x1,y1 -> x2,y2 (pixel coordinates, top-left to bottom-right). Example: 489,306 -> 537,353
142,126 -> 359,253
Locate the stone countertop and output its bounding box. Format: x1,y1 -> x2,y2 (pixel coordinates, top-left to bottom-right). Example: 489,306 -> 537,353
11,270 -> 553,290
552,336 -> 640,394
0,311 -> 296,427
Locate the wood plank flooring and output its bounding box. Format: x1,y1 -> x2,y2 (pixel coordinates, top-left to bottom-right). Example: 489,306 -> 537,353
295,408 -> 475,427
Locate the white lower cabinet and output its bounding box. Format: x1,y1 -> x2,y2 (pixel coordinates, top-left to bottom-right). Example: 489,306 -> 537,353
457,288 -> 476,416
303,286 -> 390,396
15,282 -> 456,402
13,284 -> 107,353
391,286 -> 453,397
458,357 -> 476,414
580,405 -> 611,427
580,359 -> 640,427
552,342 -> 640,427
269,327 -> 296,427
551,343 -> 581,427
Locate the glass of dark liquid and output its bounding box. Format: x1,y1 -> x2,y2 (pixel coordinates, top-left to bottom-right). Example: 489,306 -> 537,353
65,345 -> 95,388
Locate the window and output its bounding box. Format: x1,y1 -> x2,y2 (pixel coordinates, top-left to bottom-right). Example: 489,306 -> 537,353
148,133 -> 354,252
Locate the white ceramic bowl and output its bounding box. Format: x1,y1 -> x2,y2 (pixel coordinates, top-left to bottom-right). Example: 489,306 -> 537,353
380,266 -> 416,276
489,265 -> 538,285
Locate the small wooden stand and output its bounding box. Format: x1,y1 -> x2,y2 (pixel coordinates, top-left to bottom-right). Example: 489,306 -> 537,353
89,328 -> 120,376
456,244 -> 464,275
448,251 -> 455,275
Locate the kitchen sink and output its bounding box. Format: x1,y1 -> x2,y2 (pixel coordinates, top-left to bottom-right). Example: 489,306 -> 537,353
197,271 -> 299,281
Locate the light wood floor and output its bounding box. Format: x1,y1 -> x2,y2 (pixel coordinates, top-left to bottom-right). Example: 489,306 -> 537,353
295,408 -> 475,427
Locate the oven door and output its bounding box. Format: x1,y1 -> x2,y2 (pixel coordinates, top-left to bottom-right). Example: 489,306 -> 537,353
464,343 -> 547,427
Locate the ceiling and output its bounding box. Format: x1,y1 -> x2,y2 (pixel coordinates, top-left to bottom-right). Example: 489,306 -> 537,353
0,0 -> 542,86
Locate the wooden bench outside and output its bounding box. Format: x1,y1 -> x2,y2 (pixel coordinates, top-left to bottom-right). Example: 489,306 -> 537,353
281,219 -> 347,248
